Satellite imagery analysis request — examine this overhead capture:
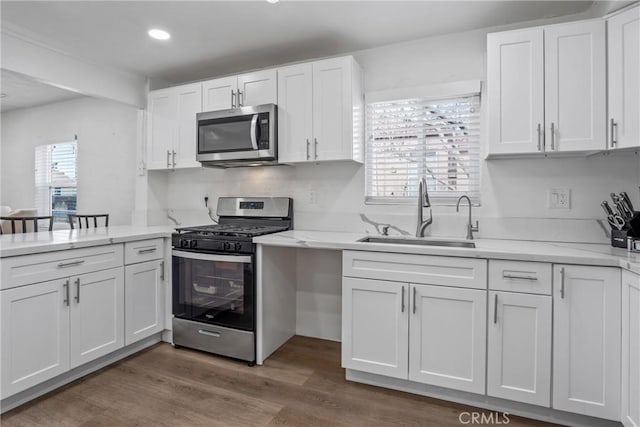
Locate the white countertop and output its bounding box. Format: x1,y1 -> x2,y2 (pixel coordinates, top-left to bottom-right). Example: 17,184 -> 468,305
0,226 -> 175,258
254,230 -> 640,275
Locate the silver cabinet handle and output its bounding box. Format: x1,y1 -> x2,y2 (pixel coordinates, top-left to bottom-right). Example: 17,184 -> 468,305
74,278 -> 80,303
57,260 -> 85,268
198,329 -> 221,338
231,90 -> 236,108
412,286 -> 417,314
550,122 -> 555,150
537,123 -> 543,151
314,138 -> 318,160
401,286 -> 405,313
237,90 -> 243,107
137,247 -> 157,254
503,273 -> 538,281
560,267 -> 566,299
610,118 -> 618,147
306,138 -> 310,160
160,261 -> 165,280
493,293 -> 498,324
166,150 -> 171,168
63,279 -> 70,306
172,150 -> 176,168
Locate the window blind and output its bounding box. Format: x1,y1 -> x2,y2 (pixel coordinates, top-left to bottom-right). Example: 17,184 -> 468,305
365,94 -> 481,204
35,141 -> 77,224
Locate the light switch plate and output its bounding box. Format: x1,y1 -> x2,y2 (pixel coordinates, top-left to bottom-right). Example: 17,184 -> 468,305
548,188 -> 571,210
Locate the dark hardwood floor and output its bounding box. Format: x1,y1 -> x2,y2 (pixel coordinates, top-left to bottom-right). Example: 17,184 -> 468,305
2,336 -> 554,426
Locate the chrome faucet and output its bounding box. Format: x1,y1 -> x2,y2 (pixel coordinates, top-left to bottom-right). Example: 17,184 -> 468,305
456,195 -> 479,240
416,177 -> 432,237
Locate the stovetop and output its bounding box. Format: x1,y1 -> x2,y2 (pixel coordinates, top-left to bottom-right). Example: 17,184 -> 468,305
175,224 -> 289,238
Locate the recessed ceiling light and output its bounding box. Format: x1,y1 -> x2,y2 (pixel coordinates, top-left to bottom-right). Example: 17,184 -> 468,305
148,29 -> 171,41
266,0 -> 279,4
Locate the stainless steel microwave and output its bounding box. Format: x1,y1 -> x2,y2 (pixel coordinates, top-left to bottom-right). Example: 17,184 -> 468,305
196,103 -> 277,168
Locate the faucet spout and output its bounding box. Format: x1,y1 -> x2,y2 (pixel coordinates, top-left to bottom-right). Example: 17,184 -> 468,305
456,195 -> 479,240
416,177 -> 433,237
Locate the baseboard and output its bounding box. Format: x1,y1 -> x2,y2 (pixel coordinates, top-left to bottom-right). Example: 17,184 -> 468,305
346,369 -> 622,427
1,333 -> 163,414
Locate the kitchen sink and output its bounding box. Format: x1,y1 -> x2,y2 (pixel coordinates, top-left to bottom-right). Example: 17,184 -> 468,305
358,236 -> 476,248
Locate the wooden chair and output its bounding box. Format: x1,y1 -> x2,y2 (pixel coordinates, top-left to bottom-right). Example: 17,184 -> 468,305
0,216 -> 54,234
68,214 -> 109,230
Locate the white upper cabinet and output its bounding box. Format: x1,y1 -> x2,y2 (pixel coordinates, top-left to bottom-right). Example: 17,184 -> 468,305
146,83 -> 202,170
487,28 -> 544,155
553,265 -> 621,421
544,20 -> 606,152
202,69 -> 277,112
278,56 -> 363,164
487,19 -> 606,156
608,6 -> 640,150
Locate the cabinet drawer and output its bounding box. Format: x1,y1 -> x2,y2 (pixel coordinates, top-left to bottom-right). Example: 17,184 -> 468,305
1,245 -> 124,290
489,260 -> 552,295
343,251 -> 487,289
124,238 -> 164,265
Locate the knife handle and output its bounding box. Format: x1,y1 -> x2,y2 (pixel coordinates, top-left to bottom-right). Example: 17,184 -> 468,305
621,192 -> 635,213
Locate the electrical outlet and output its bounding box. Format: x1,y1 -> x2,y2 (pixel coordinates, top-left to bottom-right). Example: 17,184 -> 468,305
309,189 -> 318,205
549,188 -> 571,210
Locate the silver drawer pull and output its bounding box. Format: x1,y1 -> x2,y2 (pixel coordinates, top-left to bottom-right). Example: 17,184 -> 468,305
137,248 -> 157,254
198,329 -> 221,338
502,273 -> 537,281
57,260 -> 85,268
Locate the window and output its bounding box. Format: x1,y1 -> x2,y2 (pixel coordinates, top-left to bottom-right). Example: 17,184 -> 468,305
35,141 -> 77,226
366,93 -> 481,204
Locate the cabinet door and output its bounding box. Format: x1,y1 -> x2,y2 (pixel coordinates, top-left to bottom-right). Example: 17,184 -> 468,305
553,265 -> 621,420
622,270 -> 640,427
487,291 -> 552,407
1,279 -> 70,399
312,57 -> 353,161
342,277 -> 408,379
238,69 -> 277,107
277,63 -> 313,163
608,6 -> 640,150
174,83 -> 202,169
487,28 -> 544,155
545,20 -> 606,152
125,260 -> 164,345
202,76 -> 237,111
409,284 -> 486,394
146,89 -> 176,170
69,268 -> 124,369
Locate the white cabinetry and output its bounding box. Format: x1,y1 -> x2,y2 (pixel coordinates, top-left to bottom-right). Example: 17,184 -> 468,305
409,284 -> 486,394
608,6 -> 640,150
202,69 -> 277,112
124,260 -> 165,345
553,265 -> 621,421
342,277 -> 408,379
278,56 -> 363,163
147,83 -> 202,170
488,19 -> 606,156
622,270 -> 640,427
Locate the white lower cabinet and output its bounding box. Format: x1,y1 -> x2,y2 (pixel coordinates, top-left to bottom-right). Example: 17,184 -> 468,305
1,279 -> 70,399
622,270 -> 640,427
125,260 -> 165,345
487,291 -> 552,406
409,284 -> 486,394
553,265 -> 621,421
342,277 -> 408,379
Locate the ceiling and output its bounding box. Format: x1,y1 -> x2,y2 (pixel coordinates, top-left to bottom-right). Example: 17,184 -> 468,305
1,1 -> 596,85
0,69 -> 84,113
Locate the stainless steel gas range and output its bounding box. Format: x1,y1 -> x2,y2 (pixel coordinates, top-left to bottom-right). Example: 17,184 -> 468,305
171,197 -> 293,364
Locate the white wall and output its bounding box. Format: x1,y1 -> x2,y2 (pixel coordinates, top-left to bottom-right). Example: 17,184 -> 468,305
1,97 -> 139,225
156,22 -> 640,244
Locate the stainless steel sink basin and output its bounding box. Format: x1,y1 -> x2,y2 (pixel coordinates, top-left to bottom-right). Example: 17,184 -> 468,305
358,236 -> 476,248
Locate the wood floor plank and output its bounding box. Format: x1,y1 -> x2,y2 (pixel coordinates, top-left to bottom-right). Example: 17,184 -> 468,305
2,336 -> 555,426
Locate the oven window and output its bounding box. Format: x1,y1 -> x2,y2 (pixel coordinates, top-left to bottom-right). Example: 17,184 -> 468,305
198,115 -> 255,153
172,253 -> 254,331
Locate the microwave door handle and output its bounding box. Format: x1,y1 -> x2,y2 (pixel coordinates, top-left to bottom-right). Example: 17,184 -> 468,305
250,114 -> 259,150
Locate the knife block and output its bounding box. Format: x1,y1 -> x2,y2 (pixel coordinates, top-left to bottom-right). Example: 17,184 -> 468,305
611,212 -> 640,248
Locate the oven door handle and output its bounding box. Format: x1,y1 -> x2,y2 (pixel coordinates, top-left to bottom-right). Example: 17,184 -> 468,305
250,114 -> 259,150
172,250 -> 252,264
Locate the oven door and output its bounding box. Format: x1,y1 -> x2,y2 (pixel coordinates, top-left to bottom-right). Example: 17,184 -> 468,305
172,250 -> 254,331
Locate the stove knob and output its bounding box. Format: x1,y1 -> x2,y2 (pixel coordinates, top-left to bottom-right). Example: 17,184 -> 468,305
179,239 -> 187,248
234,242 -> 243,251
189,240 -> 198,248
223,241 -> 232,251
